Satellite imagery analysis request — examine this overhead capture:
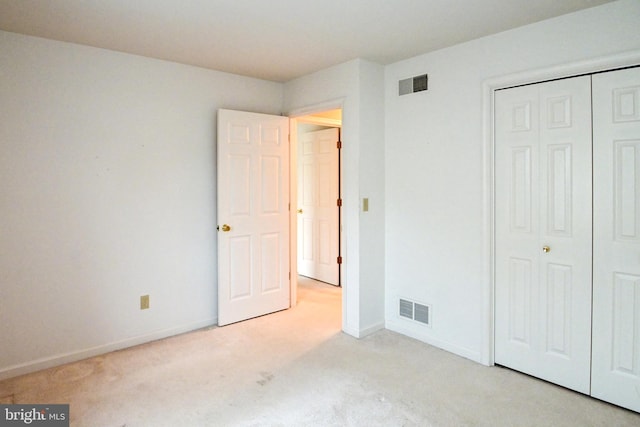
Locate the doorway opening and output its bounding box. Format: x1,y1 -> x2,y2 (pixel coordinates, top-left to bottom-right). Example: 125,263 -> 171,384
289,107 -> 343,324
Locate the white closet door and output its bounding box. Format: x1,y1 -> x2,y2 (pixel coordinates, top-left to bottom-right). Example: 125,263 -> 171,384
592,67 -> 640,413
495,76 -> 593,393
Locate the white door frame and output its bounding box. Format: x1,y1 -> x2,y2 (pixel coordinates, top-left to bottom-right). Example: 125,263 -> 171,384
288,100 -> 345,312
482,50 -> 640,366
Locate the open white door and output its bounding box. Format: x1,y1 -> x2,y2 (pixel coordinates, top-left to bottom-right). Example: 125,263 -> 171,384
297,127 -> 340,285
217,109 -> 290,326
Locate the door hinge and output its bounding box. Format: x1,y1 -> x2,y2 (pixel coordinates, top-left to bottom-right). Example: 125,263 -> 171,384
337,198 -> 342,207
288,134 -> 291,143
337,256 -> 343,264
337,140 -> 342,149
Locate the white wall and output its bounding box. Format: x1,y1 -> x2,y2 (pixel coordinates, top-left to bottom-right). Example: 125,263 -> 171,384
0,31 -> 283,378
384,0 -> 640,363
284,59 -> 386,337
356,60 -> 386,334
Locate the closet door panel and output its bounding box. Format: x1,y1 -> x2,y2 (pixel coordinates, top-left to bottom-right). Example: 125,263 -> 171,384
592,67 -> 640,413
495,76 -> 592,394
495,84 -> 541,376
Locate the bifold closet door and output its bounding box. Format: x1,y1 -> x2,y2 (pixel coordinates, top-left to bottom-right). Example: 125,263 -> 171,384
592,67 -> 640,413
494,75 -> 593,394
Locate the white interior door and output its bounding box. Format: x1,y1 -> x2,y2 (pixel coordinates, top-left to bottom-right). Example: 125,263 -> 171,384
495,76 -> 593,393
297,127 -> 340,285
592,67 -> 640,413
217,109 -> 290,326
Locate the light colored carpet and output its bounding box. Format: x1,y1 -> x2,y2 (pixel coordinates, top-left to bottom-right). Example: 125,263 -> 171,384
1,277 -> 639,426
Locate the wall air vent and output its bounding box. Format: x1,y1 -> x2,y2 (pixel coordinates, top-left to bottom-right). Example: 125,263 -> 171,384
399,298 -> 414,319
414,303 -> 430,325
399,74 -> 428,96
398,298 -> 431,326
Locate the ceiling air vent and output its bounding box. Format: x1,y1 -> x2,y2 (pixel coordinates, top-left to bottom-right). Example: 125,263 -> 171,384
399,74 -> 428,96
398,298 -> 431,326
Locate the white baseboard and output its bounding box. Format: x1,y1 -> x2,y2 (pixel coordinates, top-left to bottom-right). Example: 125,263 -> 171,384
385,319 -> 483,364
358,321 -> 385,338
342,322 -> 385,339
342,325 -> 360,338
0,317 -> 217,381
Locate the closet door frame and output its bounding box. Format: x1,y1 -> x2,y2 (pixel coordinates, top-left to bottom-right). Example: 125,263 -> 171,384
480,50 -> 640,367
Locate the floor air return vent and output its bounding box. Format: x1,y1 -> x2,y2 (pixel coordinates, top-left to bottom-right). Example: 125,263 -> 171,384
399,298 -> 431,326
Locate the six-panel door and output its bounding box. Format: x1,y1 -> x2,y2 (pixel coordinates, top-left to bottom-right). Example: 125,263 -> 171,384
217,109 -> 290,326
494,76 -> 593,394
297,127 -> 340,285
592,67 -> 640,413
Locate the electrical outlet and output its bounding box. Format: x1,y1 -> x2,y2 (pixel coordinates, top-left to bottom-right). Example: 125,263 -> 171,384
140,295 -> 150,310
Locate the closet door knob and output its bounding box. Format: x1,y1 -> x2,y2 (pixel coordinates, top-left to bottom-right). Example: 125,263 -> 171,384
542,246 -> 550,253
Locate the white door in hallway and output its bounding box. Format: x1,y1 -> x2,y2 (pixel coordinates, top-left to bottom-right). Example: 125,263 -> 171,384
217,109 -> 290,326
494,76 -> 593,393
297,127 -> 340,285
592,67 -> 640,413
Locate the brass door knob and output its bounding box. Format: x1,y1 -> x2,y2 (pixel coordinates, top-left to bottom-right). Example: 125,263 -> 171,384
297,209 -> 303,214
542,246 -> 550,253
221,224 -> 231,232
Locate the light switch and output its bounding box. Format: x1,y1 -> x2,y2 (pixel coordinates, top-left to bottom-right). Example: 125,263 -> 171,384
363,198 -> 369,212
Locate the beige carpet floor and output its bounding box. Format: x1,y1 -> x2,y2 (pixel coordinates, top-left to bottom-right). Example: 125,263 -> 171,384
1,277 -> 639,426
